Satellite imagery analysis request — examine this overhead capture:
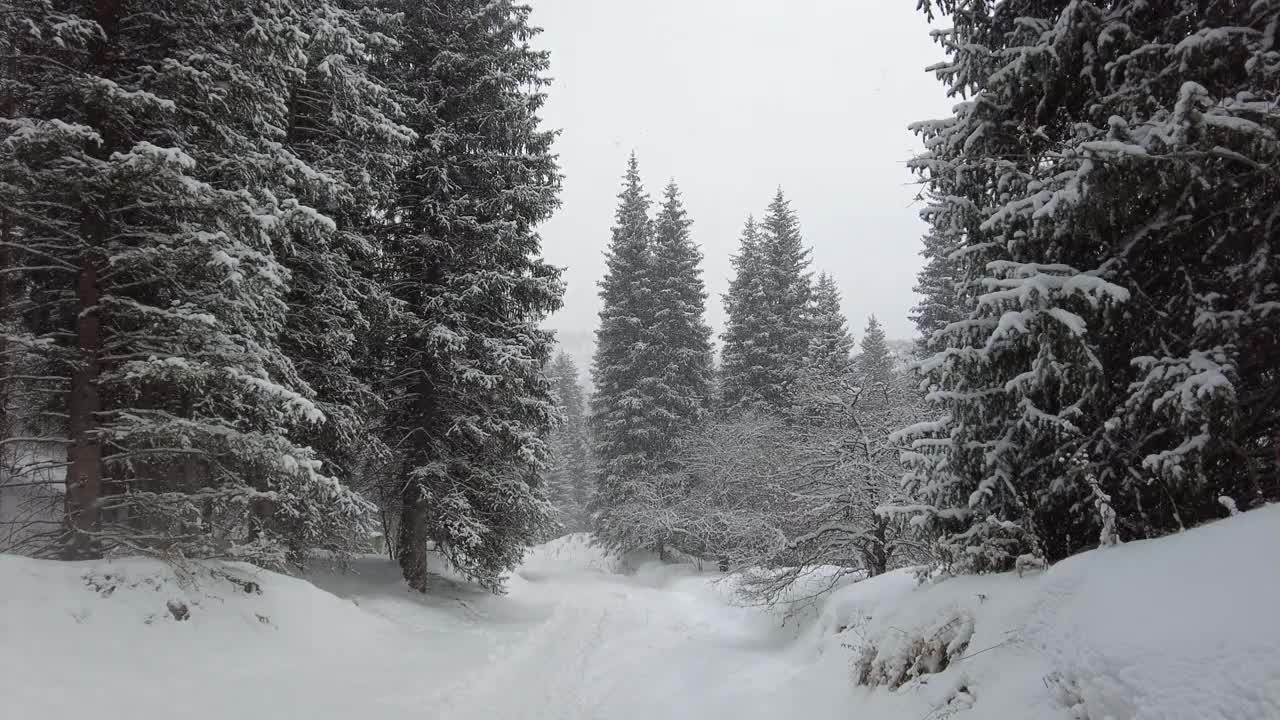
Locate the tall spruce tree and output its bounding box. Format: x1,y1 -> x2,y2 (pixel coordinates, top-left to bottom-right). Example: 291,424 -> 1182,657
650,181 -> 715,433
1,0 -> 373,563
719,216 -> 768,413
808,273 -> 854,372
591,155 -> 660,548
857,316 -> 892,389
899,0 -> 1280,573
273,1 -> 415,561
374,0 -> 562,591
545,351 -> 593,533
910,230 -> 964,352
720,190 -> 814,413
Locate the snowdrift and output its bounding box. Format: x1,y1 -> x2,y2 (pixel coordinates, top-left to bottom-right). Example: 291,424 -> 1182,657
789,504 -> 1280,720
0,555 -> 403,719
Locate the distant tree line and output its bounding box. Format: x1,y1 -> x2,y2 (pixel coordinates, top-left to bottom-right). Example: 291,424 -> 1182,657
584,155 -> 918,590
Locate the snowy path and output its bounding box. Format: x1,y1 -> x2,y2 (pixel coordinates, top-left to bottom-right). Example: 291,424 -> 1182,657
303,549 -> 854,720
2,536 -> 851,719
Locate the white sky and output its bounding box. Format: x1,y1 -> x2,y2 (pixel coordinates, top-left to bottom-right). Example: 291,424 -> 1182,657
529,0 -> 950,354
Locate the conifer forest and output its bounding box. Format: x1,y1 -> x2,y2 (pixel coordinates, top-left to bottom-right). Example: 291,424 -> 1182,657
2,2 -> 1278,719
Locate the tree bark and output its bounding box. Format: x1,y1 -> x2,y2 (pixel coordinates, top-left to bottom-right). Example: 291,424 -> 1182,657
860,517 -> 890,577
0,209 -> 11,455
61,0 -> 117,559
64,250 -> 102,558
397,481 -> 428,592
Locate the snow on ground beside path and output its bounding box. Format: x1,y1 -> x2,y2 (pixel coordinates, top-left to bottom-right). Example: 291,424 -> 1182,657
2,510 -> 1278,719
801,503 -> 1280,720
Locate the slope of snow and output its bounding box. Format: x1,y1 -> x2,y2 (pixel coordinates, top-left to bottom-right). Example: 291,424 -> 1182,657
799,504 -> 1280,720
2,509 -> 1278,719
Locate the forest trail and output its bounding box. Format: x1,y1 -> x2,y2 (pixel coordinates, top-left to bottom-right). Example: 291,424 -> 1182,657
0,536 -> 852,720
303,543 -> 853,720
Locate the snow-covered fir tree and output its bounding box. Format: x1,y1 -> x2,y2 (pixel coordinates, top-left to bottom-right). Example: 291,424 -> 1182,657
910,229 -> 965,353
720,190 -> 814,413
545,352 -> 593,533
591,155 -> 662,549
758,189 -> 815,370
272,0 -> 415,563
899,0 -> 1280,573
649,181 -> 715,438
373,0 -> 562,591
0,0 -> 374,564
1084,1 -> 1280,536
718,216 -> 768,414
857,316 -> 892,389
807,273 -> 854,372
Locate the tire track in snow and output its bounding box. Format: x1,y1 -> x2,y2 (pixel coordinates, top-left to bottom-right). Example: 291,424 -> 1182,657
420,573 -> 781,720
427,588 -> 628,719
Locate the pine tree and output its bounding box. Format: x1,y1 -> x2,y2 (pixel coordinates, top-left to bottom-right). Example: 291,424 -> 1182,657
719,216 -> 768,413
898,0 -> 1135,572
374,0 -> 562,591
1,0 -> 373,563
720,190 -> 814,413
807,273 -> 854,372
273,0 -> 415,562
545,352 -> 592,533
910,230 -> 964,352
900,0 -> 1280,572
650,181 -> 715,434
758,189 -> 815,385
591,154 -> 660,548
857,316 -> 892,389
1086,2 -> 1280,533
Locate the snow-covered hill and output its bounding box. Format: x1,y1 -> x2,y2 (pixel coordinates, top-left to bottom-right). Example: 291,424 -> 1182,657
3,509 -> 1278,719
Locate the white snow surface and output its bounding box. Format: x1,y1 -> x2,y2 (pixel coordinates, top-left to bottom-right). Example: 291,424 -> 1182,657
3,508 -> 1279,719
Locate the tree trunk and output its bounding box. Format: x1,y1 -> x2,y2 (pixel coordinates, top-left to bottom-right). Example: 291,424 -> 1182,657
61,0 -> 117,559
64,251 -> 102,559
0,209 -> 11,458
861,518 -> 890,577
397,481 -> 428,592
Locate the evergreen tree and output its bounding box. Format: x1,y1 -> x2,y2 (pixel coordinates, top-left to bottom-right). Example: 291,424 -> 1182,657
650,181 -> 715,433
0,0 -> 373,563
273,0 -> 415,561
1087,2 -> 1280,535
758,189 -> 815,387
375,0 -> 562,591
591,155 -> 660,548
857,316 -> 892,389
719,217 -> 768,413
807,273 -> 854,372
910,229 -> 964,352
899,0 -> 1280,573
545,352 -> 593,533
720,190 -> 814,413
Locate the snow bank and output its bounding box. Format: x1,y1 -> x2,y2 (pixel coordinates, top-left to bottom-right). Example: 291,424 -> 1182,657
792,505 -> 1280,720
0,554 -> 399,719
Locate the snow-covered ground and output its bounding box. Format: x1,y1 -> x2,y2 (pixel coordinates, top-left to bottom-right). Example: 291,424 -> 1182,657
3,508 -> 1279,719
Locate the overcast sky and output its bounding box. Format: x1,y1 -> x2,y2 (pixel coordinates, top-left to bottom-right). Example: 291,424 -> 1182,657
529,0 -> 950,355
